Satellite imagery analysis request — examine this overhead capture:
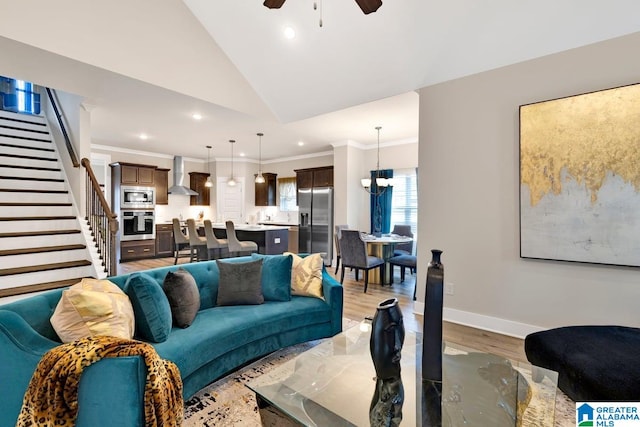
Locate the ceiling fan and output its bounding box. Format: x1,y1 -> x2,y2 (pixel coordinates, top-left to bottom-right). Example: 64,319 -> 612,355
263,0 -> 382,15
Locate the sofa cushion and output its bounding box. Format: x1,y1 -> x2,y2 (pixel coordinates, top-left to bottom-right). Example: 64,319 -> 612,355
50,278 -> 134,343
285,252 -> 324,299
163,268 -> 200,328
124,273 -> 172,343
153,296 -> 332,379
216,258 -> 264,306
251,253 -> 293,301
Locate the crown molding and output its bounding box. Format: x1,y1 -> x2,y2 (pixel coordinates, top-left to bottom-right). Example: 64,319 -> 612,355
91,144 -> 203,163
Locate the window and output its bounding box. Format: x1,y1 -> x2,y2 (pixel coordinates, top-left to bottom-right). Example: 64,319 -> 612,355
391,168 -> 418,238
1,76 -> 41,115
278,177 -> 297,211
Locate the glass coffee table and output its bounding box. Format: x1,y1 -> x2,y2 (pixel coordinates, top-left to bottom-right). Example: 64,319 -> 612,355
246,321 -> 558,426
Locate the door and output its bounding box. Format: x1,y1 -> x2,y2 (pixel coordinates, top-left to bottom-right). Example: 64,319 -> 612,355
216,177 -> 245,223
298,188 -> 312,253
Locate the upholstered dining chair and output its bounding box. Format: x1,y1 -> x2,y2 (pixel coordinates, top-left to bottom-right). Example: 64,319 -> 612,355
334,224 -> 349,274
391,224 -> 414,256
203,219 -> 229,260
225,220 -> 258,257
186,218 -> 207,262
172,218 -> 190,264
339,229 -> 384,293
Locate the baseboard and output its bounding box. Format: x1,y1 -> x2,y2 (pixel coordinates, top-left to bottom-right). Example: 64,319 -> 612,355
413,302 -> 544,339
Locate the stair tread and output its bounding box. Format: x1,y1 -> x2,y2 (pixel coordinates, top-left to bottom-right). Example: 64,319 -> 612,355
0,133 -> 52,143
0,216 -> 76,221
0,164 -> 61,172
0,260 -> 92,277
0,175 -> 64,182
0,141 -> 55,152
0,188 -> 68,194
0,202 -> 71,207
0,152 -> 57,162
0,229 -> 80,238
0,244 -> 86,257
0,124 -> 49,134
0,115 -> 47,127
0,277 -> 89,297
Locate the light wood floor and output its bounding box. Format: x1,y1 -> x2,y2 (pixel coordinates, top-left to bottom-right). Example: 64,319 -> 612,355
118,257 -> 526,363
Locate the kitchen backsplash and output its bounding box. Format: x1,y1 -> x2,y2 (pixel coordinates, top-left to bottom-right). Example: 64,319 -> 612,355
154,194 -> 212,224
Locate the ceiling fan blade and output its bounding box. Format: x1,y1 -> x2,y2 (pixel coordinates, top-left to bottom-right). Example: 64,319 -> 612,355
263,0 -> 286,9
354,0 -> 382,14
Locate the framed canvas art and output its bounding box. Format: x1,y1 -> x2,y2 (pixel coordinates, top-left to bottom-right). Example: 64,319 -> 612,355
519,83 -> 640,267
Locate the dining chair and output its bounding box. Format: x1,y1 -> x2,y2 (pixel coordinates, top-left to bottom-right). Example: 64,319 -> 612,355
225,220 -> 258,257
186,218 -> 207,262
203,219 -> 229,260
389,253 -> 417,300
339,229 -> 384,293
391,224 -> 414,256
172,218 -> 191,264
333,224 -> 349,274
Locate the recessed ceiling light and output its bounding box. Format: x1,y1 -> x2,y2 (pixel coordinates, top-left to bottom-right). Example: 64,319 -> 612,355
240,152 -> 246,157
192,113 -> 202,120
298,141 -> 304,146
284,26 -> 296,39
139,133 -> 148,140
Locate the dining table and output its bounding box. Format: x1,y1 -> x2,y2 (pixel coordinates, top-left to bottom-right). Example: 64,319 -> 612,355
361,233 -> 413,285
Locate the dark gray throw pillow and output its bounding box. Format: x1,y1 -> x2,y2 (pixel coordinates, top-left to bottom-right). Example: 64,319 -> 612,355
216,258 -> 264,306
162,268 -> 200,328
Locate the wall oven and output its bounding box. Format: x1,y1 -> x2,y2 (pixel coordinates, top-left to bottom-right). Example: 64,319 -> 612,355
121,210 -> 155,241
121,186 -> 155,209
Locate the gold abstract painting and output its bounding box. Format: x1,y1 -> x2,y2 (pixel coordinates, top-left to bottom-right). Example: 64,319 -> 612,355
520,83 -> 640,266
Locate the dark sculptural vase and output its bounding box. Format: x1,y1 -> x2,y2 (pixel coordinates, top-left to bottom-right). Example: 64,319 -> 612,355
422,249 -> 444,426
369,297 -> 405,427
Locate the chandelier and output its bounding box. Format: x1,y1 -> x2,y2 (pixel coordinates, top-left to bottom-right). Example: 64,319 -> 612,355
361,126 -> 393,194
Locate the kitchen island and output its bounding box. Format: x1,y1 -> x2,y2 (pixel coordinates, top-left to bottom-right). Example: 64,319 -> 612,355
210,223 -> 289,255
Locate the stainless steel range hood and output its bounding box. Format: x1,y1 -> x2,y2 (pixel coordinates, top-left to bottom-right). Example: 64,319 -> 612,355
168,156 -> 198,196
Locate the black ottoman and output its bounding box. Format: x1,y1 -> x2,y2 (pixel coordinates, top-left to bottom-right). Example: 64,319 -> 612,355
524,325 -> 640,401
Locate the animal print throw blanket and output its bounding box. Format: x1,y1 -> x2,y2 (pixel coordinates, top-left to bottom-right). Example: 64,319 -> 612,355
17,336 -> 183,427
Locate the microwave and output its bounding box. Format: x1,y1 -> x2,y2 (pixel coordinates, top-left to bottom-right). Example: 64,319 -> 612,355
121,186 -> 155,209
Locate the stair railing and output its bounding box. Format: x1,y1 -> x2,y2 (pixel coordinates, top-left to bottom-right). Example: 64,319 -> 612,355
46,87 -> 79,168
81,158 -> 118,276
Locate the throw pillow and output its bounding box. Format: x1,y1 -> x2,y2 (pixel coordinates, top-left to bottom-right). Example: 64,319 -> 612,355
124,273 -> 172,343
250,253 -> 293,301
50,278 -> 135,343
162,268 -> 201,328
284,252 -> 324,299
216,258 -> 264,306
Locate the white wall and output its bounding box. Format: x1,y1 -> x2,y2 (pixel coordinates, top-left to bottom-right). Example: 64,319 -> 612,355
417,31 -> 640,337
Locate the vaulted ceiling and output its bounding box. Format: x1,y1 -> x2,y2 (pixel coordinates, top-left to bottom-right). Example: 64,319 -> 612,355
0,0 -> 639,160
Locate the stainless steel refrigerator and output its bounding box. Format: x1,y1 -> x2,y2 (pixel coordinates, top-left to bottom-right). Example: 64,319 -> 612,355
298,187 -> 333,265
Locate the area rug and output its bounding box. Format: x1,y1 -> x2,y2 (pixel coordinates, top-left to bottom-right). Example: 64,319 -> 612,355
183,326 -> 575,426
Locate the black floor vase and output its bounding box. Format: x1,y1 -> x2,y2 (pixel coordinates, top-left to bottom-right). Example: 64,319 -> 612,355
422,249 -> 444,426
369,297 -> 405,427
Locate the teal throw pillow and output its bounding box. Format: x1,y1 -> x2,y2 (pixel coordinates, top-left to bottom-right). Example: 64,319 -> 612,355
124,273 -> 172,343
163,268 -> 201,328
251,253 -> 292,301
216,258 -> 264,306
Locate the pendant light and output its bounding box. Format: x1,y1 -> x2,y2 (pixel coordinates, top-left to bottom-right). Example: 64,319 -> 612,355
255,132 -> 265,184
227,139 -> 237,187
361,126 -> 393,194
204,145 -> 213,187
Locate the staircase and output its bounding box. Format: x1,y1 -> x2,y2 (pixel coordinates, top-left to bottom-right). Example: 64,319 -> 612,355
0,109 -> 101,298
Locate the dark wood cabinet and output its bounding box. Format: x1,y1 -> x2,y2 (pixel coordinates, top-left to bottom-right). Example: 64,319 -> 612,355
120,240 -> 155,261
296,170 -> 313,189
255,172 -> 277,206
295,166 -> 333,189
189,172 -> 210,206
120,164 -> 155,185
154,168 -> 169,205
155,223 -> 174,257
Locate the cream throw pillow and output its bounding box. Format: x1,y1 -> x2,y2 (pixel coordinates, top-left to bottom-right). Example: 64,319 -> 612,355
284,252 -> 324,299
51,278 -> 135,343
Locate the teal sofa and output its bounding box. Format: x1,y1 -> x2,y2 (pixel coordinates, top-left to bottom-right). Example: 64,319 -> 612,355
0,256 -> 343,426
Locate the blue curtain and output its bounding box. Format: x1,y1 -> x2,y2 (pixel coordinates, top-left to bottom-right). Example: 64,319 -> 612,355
370,169 -> 393,235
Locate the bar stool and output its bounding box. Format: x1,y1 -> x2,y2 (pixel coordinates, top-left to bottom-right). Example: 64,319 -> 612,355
225,221 -> 258,256
172,218 -> 190,264
186,218 -> 207,262
203,219 -> 229,259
